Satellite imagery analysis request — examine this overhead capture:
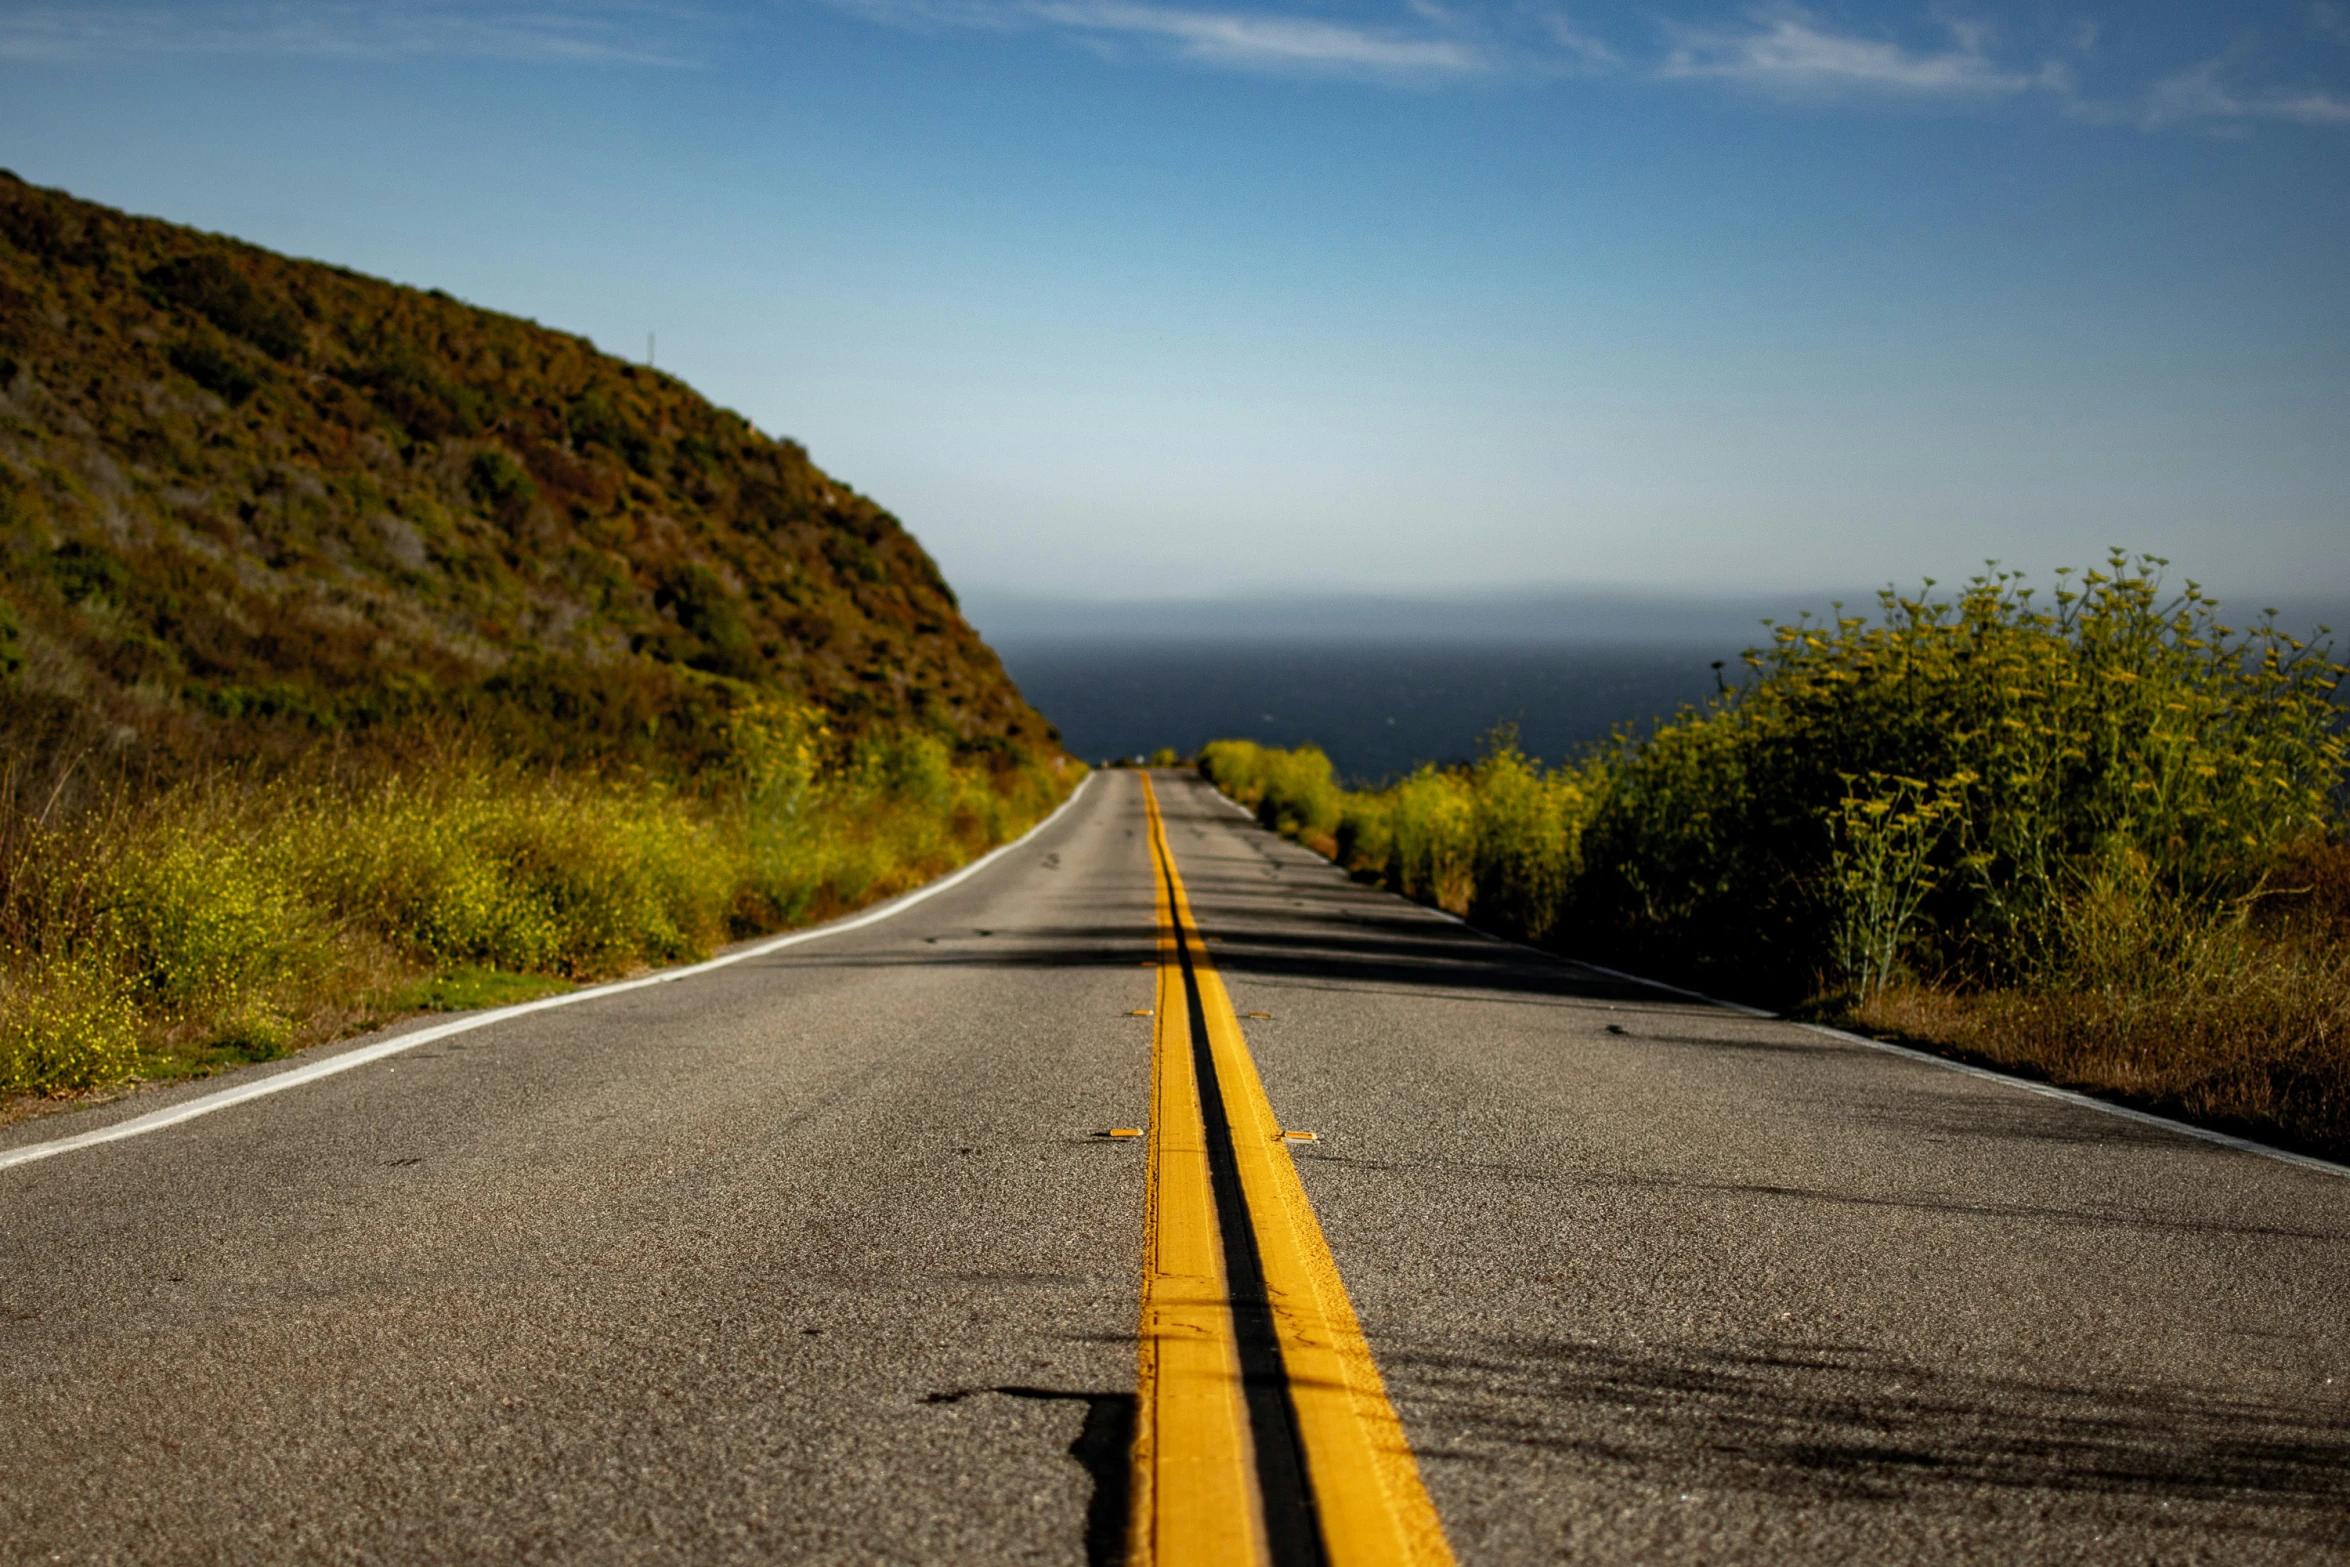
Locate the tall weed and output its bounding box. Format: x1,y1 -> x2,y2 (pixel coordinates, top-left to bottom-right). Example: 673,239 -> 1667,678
1564,556 -> 2342,995
0,952 -> 139,1091
1200,740 -> 1343,851
1199,555 -> 2350,1155
0,713 -> 1075,1098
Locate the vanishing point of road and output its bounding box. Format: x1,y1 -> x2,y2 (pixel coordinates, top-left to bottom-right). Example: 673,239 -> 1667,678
3,771 -> 2346,1563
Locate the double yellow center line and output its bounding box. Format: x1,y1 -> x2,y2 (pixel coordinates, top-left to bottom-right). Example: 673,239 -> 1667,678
1131,775 -> 1455,1567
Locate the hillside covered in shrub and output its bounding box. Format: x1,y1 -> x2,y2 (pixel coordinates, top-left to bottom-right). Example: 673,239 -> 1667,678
0,170 -> 1059,778
0,174 -> 1079,1104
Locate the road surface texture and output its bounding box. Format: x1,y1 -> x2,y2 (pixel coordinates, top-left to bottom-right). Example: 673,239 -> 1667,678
3,770 -> 2346,1564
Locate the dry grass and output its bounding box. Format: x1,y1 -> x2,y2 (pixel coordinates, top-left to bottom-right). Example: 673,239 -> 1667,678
1851,840 -> 2350,1161
1858,958 -> 2350,1162
0,174 -> 1082,1119
0,721 -> 1076,1108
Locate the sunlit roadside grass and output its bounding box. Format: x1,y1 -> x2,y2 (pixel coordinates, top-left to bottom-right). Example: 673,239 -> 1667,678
375,967 -> 576,1014
0,707 -> 1076,1107
1202,555 -> 2350,1161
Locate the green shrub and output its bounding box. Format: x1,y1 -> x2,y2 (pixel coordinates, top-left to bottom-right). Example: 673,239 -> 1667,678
0,953 -> 139,1091
1333,792 -> 1393,873
1208,555 -> 2345,1002
1198,555 -> 2350,1155
313,771 -> 732,976
96,805 -> 325,1021
0,593 -> 22,681
730,695 -> 829,808
167,338 -> 262,404
208,1001 -> 295,1063
141,253 -> 306,360
656,562 -> 758,678
865,728 -> 956,810
0,732 -> 1076,1097
46,540 -> 130,605
1823,773 -> 1967,999
1384,767 -> 1477,913
1468,737 -> 1594,941
1566,557 -> 2345,995
465,447 -> 537,524
1199,739 -> 1342,846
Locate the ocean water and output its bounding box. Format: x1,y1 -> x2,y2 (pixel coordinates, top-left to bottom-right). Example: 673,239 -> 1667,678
992,640 -> 1735,783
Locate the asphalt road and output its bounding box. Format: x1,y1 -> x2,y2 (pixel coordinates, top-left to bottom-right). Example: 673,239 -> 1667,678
3,770 -> 2346,1564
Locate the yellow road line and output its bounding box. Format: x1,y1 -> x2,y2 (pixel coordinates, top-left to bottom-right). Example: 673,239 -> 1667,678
1132,779 -> 1266,1567
1135,774 -> 1457,1567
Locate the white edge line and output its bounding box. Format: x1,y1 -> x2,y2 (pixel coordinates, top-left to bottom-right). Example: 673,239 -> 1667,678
1547,957 -> 1777,1018
1589,957 -> 2350,1182
1199,779 -> 2350,1184
1575,951 -> 2348,1182
1202,783 -> 1257,820
1795,1021 -> 2350,1181
0,773 -> 1096,1176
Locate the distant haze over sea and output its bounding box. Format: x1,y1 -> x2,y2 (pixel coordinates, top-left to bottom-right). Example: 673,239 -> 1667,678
991,641 -> 1727,782
976,590 -> 2348,783
967,589 -> 1832,648
967,588 -> 2350,648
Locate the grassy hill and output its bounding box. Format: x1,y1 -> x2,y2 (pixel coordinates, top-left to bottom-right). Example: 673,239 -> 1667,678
0,173 -> 1076,1102
0,169 -> 1059,777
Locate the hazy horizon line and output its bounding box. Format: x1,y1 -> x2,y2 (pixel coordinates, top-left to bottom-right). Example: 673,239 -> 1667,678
966,585 -> 2350,647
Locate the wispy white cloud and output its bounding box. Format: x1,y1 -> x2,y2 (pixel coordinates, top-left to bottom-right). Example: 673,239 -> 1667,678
2142,58 -> 2350,128
1657,6 -> 2049,97
0,2 -> 699,65
1026,0 -> 1486,73
14,0 -> 2350,138
1527,5 -> 1617,69
828,0 -> 1501,75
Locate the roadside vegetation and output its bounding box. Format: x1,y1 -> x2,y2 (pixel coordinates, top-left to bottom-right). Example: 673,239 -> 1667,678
0,703 -> 1072,1100
1202,556 -> 2350,1162
0,174 -> 1081,1108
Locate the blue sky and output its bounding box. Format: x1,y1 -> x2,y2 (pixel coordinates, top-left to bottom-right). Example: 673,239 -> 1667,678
3,1 -> 2346,609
